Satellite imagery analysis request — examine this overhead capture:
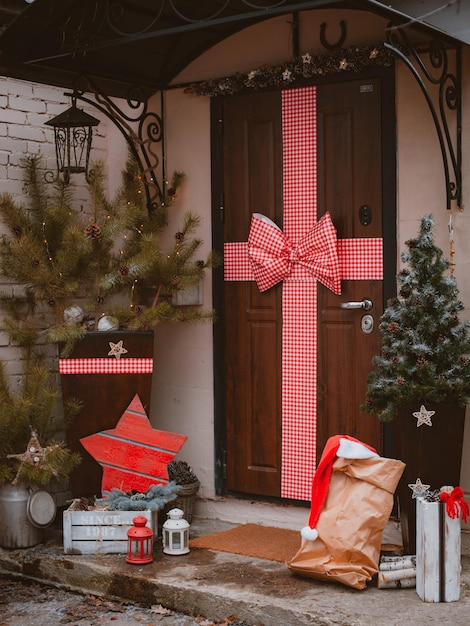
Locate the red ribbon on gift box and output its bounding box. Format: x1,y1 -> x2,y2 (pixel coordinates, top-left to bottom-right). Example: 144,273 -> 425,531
440,486 -> 469,523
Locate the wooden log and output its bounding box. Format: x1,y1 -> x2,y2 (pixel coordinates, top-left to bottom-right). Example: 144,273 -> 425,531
378,577 -> 416,589
378,567 -> 416,585
379,556 -> 416,571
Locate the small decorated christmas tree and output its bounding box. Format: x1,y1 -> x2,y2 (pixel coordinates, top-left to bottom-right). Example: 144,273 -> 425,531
363,215 -> 470,422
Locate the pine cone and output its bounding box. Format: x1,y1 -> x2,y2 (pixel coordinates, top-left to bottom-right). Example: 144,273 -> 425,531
84,222 -> 103,240
119,265 -> 129,276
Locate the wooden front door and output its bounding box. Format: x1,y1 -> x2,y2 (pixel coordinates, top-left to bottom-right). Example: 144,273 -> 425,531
219,76 -> 390,499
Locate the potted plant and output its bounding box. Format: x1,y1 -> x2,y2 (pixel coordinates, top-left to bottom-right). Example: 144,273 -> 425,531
0,349 -> 81,548
166,460 -> 200,523
0,155 -> 218,498
362,215 -> 470,552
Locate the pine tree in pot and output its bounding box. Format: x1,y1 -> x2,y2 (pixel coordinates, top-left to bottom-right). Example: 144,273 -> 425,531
0,155 -> 219,499
362,215 -> 470,553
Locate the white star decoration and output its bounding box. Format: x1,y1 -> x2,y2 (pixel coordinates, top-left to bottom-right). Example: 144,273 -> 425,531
408,477 -> 430,499
108,340 -> 128,359
413,405 -> 435,427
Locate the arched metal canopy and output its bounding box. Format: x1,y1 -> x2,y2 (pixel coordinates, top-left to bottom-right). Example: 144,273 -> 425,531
0,0 -> 466,98
0,0 -> 464,211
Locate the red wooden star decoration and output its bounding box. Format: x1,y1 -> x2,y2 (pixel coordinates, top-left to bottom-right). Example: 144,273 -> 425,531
80,394 -> 187,494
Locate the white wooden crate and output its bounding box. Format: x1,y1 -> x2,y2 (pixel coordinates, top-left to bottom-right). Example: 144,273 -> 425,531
63,505 -> 158,555
416,499 -> 461,602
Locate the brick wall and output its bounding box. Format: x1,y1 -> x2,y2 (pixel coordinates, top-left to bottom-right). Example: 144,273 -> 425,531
0,77 -> 114,505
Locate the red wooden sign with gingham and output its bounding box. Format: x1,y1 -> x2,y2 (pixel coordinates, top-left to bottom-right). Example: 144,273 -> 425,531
224,87 -> 383,500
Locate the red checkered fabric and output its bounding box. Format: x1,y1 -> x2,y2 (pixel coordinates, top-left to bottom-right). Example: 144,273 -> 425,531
247,211 -> 341,294
224,86 -> 383,501
59,358 -> 154,375
281,87 -> 318,500
338,238 -> 383,280
225,237 -> 383,282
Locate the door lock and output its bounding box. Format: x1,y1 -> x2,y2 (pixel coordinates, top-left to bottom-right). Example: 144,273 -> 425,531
361,314 -> 374,334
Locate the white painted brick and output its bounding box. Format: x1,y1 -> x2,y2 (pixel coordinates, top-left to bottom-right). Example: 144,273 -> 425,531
2,80 -> 33,98
0,95 -> 7,108
7,165 -> 27,180
27,111 -> 53,127
0,137 -> 28,154
1,108 -> 27,124
32,84 -> 67,102
8,124 -> 46,142
0,152 -> 8,165
10,96 -> 47,113
0,178 -> 24,194
0,333 -> 11,347
0,79 -> 9,96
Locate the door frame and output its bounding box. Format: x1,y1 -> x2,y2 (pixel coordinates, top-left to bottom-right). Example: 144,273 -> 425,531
211,66 -> 397,498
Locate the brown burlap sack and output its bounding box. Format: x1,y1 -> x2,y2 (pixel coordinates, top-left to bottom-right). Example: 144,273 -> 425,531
287,454 -> 405,589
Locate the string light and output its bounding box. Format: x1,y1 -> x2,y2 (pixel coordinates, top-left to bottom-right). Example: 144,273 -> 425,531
448,212 -> 455,277
42,221 -> 63,277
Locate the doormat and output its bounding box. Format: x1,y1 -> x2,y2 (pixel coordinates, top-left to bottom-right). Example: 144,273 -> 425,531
189,523 -> 302,563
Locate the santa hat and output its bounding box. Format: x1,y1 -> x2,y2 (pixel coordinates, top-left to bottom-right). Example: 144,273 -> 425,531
301,435 -> 379,541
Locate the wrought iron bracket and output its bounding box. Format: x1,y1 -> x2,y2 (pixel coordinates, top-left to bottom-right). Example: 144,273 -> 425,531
384,25 -> 462,211
69,76 -> 165,216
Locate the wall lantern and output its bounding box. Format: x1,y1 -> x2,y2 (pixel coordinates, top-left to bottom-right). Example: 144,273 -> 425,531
163,508 -> 190,555
45,96 -> 100,184
126,515 -> 153,564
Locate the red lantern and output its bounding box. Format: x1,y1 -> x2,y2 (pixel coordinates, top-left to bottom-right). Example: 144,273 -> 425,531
126,516 -> 153,564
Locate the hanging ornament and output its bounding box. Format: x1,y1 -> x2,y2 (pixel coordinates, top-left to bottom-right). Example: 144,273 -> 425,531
64,305 -> 84,325
97,315 -> 119,331
413,405 -> 435,427
408,477 -> 430,499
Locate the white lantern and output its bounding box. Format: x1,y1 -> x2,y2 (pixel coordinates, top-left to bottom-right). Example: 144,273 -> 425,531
163,508 -> 190,555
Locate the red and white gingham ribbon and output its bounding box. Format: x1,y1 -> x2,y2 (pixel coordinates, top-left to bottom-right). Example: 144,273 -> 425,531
248,211 -> 341,294
59,358 -> 153,375
224,87 -> 383,500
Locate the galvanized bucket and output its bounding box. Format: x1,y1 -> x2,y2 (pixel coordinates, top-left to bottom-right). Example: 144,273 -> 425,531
0,483 -> 56,548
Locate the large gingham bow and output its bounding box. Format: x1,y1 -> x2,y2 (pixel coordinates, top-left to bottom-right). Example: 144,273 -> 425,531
247,212 -> 341,294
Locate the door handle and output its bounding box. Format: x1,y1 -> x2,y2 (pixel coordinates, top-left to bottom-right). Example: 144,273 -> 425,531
340,299 -> 372,311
